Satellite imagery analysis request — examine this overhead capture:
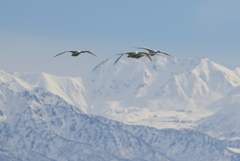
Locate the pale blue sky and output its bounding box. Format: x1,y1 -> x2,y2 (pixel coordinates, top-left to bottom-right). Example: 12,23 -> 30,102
1,0 -> 240,76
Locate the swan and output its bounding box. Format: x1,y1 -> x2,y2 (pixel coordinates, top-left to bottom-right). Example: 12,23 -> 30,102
133,47 -> 174,57
54,50 -> 97,57
114,51 -> 152,65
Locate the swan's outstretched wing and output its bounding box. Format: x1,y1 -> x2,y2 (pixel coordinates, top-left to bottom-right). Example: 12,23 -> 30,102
114,53 -> 125,65
133,47 -> 154,53
159,51 -> 174,58
54,51 -> 69,57
134,47 -> 174,58
140,52 -> 152,62
82,51 -> 97,57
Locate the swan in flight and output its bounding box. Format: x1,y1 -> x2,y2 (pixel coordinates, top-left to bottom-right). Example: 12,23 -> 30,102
54,50 -> 97,57
114,51 -> 152,65
133,47 -> 174,57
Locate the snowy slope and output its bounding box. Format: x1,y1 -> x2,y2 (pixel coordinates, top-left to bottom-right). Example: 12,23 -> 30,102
83,56 -> 240,129
0,72 -> 171,161
11,72 -> 87,113
0,70 -> 33,92
197,85 -> 240,139
0,79 -> 170,161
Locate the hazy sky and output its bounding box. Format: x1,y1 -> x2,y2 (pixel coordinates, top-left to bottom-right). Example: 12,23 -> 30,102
1,0 -> 240,77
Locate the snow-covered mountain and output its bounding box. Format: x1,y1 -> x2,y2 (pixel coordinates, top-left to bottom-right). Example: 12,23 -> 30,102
84,56 -> 240,129
3,56 -> 240,131
1,70 -> 171,161
0,72 -> 239,160
1,56 -> 240,160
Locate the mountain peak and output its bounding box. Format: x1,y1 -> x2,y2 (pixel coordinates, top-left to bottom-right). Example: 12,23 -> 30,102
83,56 -> 240,129
11,71 -> 87,113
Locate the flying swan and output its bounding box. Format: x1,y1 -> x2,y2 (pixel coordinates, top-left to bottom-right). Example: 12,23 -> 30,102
54,50 -> 97,57
133,47 -> 174,57
114,51 -> 152,65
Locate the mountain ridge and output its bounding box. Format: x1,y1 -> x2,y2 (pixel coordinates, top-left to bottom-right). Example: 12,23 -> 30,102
1,56 -> 240,160
83,56 -> 240,130
2,56 -> 240,131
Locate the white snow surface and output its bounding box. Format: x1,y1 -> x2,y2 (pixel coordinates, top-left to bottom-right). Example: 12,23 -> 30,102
197,85 -> 240,138
11,71 -> 87,113
228,147 -> 240,154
